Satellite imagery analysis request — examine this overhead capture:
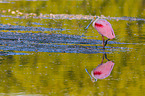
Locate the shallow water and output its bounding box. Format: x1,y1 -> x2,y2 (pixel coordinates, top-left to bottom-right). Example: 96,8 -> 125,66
0,0 -> 145,96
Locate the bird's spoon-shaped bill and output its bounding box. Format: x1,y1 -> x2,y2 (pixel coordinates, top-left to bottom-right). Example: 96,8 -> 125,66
85,16 -> 99,30
85,68 -> 97,82
85,19 -> 94,30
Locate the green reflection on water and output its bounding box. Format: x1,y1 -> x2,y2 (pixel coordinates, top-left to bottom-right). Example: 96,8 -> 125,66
0,0 -> 145,96
0,0 -> 144,17
0,51 -> 145,95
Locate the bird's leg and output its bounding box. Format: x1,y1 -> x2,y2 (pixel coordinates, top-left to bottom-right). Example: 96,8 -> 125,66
101,53 -> 105,64
104,53 -> 110,61
104,39 -> 110,47
102,35 -> 105,49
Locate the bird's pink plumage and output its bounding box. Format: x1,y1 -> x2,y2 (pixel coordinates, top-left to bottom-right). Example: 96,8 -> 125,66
93,19 -> 115,39
95,23 -> 103,27
92,61 -> 114,79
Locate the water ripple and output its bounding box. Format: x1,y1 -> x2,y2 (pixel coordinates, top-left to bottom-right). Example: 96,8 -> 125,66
0,24 -> 64,31
0,32 -> 130,55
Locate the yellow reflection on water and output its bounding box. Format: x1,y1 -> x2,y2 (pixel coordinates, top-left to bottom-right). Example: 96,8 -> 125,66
0,50 -> 144,95
0,0 -> 145,95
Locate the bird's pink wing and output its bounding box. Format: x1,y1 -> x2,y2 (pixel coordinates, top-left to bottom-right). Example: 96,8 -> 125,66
92,61 -> 114,79
94,20 -> 115,39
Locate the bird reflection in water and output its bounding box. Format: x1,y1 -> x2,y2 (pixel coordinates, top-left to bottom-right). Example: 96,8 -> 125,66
85,53 -> 114,82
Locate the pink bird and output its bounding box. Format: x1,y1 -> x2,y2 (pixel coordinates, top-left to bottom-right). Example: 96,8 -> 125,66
91,61 -> 114,82
85,53 -> 115,82
85,16 -> 115,49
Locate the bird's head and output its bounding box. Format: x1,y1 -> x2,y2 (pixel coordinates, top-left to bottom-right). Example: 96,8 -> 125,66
91,70 -> 98,82
94,16 -> 99,20
92,16 -> 100,28
85,16 -> 99,30
85,68 -> 97,82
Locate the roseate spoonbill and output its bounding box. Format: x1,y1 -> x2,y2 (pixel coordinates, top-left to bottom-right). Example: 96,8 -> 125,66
85,16 -> 115,49
85,53 -> 114,82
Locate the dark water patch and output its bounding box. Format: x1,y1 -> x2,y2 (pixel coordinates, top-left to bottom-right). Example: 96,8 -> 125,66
0,1 -> 10,3
0,32 -> 124,45
0,24 -> 64,31
32,22 -> 44,25
0,51 -> 30,56
0,43 -> 107,54
0,32 -> 130,54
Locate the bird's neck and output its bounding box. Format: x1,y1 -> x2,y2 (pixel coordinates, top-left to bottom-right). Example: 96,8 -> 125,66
92,18 -> 99,28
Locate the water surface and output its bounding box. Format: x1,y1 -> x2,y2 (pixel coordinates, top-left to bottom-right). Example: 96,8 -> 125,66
0,0 -> 145,96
